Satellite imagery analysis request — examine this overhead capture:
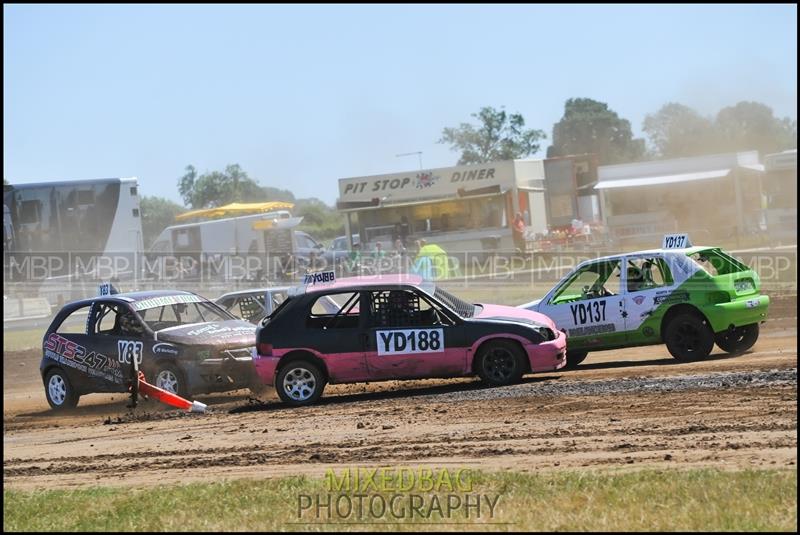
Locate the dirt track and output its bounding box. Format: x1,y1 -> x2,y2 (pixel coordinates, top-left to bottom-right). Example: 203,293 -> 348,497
4,322 -> 797,490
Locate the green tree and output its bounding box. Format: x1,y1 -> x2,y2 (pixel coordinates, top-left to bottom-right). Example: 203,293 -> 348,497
295,198 -> 345,241
714,101 -> 797,156
548,98 -> 645,164
262,186 -> 295,203
178,165 -> 198,207
439,106 -> 546,164
174,164 -> 343,241
140,195 -> 186,248
643,103 -> 717,158
178,164 -> 270,209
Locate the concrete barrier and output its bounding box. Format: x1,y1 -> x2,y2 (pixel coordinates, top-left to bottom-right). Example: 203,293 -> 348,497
3,297 -> 52,320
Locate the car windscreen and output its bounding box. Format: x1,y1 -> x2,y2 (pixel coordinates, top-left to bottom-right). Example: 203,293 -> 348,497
432,287 -> 477,318
138,301 -> 234,331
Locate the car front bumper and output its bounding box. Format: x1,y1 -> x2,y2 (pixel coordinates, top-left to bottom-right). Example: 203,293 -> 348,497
525,329 -> 568,372
190,356 -> 257,393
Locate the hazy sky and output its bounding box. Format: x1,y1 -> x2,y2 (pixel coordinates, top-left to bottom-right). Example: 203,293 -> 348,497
4,4 -> 797,206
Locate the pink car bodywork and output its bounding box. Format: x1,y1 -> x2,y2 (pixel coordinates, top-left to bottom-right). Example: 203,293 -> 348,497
472,304 -> 567,373
253,275 -> 566,386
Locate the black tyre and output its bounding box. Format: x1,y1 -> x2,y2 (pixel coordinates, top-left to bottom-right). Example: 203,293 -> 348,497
565,350 -> 589,369
476,340 -> 526,386
153,362 -> 190,399
715,323 -> 760,354
275,360 -> 326,406
44,368 -> 79,410
664,313 -> 715,361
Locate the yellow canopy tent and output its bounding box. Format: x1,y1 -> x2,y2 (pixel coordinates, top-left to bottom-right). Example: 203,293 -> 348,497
174,201 -> 294,222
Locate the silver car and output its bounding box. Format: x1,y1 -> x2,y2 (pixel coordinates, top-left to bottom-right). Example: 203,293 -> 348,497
216,287 -> 340,324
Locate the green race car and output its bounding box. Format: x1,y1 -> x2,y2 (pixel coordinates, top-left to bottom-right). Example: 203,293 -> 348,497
521,235 -> 769,367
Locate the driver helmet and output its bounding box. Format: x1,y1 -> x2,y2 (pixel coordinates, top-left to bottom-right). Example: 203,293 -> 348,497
627,266 -> 645,291
627,266 -> 644,281
641,260 -> 655,282
387,290 -> 411,310
119,310 -> 143,336
386,290 -> 418,325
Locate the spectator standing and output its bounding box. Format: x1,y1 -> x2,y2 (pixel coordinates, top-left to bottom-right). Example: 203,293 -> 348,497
512,212 -> 526,252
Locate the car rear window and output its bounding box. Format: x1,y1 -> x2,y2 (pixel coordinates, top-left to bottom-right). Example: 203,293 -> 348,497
261,295 -> 294,325
688,249 -> 749,276
54,305 -> 91,334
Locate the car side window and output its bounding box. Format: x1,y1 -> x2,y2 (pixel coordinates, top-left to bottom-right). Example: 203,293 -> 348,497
54,305 -> 92,334
626,257 -> 672,293
236,295 -> 266,322
306,292 -> 360,329
368,289 -> 448,328
94,303 -> 145,337
550,260 -> 622,304
95,304 -> 119,334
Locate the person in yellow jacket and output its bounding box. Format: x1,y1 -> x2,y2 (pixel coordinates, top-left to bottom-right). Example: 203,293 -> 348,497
412,240 -> 460,280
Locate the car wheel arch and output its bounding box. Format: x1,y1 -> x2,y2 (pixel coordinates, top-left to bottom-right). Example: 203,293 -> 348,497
470,336 -> 531,375
144,356 -> 180,376
42,363 -> 68,387
660,304 -> 711,341
43,366 -> 80,410
150,361 -> 191,397
276,351 -> 330,383
42,362 -> 61,381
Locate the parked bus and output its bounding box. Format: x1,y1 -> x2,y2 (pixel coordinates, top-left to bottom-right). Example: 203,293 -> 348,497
4,178 -> 144,305
3,177 -> 143,256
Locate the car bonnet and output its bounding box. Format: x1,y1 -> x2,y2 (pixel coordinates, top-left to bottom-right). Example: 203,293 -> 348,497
154,319 -> 256,347
474,303 -> 556,330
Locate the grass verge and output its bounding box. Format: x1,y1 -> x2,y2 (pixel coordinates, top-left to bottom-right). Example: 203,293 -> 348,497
3,328 -> 44,352
4,468 -> 796,531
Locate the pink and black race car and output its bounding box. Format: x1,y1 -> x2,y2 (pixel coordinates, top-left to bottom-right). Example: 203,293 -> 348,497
254,274 -> 567,405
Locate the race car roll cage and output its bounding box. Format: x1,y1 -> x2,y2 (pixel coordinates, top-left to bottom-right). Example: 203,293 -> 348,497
303,285 -> 460,331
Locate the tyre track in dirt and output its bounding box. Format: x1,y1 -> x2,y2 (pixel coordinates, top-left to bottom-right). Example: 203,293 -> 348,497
4,372 -> 796,488
4,330 -> 797,489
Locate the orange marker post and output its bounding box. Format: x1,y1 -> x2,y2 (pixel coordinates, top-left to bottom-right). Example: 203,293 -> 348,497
132,372 -> 207,413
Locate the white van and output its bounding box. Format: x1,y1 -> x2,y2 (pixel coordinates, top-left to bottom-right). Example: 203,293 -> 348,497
148,211 -> 299,255
145,211 -> 326,281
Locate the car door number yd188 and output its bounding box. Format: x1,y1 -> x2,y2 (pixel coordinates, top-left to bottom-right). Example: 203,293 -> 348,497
377,329 -> 444,355
570,301 -> 606,325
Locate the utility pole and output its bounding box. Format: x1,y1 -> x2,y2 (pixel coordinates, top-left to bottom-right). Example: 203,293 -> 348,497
396,151 -> 423,170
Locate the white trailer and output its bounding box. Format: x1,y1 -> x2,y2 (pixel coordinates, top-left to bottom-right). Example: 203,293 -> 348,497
148,211 -> 301,255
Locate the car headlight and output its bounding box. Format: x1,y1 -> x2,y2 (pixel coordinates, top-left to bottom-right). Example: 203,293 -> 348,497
531,325 -> 555,342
